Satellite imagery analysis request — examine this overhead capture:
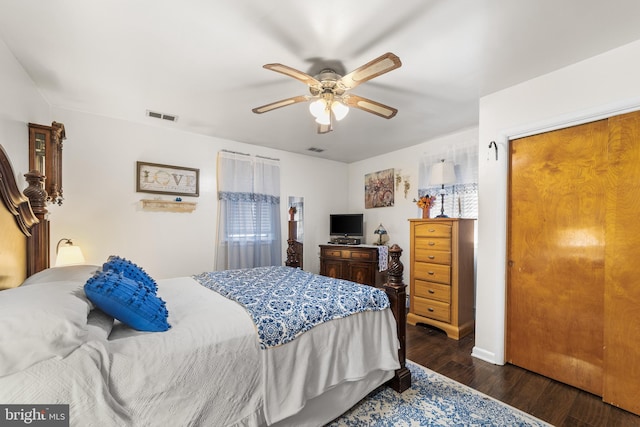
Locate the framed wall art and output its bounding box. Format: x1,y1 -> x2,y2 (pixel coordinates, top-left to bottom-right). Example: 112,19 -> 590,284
364,168 -> 395,208
136,161 -> 200,197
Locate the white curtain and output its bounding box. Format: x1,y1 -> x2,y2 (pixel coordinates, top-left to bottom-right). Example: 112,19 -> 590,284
418,143 -> 478,219
215,151 -> 282,270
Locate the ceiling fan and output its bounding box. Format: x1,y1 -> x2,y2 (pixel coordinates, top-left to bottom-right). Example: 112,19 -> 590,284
252,52 -> 402,134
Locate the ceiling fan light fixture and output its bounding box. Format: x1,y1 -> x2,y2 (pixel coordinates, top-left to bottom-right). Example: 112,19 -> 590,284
309,98 -> 326,118
331,100 -> 349,121
314,110 -> 331,125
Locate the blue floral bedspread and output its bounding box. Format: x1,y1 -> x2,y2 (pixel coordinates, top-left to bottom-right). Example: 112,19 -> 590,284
193,266 -> 389,349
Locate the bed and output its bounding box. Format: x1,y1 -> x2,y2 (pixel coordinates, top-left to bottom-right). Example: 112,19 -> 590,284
0,143 -> 410,426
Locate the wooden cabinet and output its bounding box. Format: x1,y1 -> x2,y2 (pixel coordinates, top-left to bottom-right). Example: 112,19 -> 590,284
319,245 -> 386,286
407,218 -> 475,339
28,122 -> 66,205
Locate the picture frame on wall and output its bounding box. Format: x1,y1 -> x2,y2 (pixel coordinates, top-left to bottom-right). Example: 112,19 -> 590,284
136,161 -> 200,197
364,168 -> 395,208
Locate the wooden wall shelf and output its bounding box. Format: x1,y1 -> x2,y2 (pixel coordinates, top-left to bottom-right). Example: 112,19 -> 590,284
140,199 -> 196,213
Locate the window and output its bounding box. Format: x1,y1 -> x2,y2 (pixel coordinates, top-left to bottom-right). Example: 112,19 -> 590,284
215,152 -> 281,269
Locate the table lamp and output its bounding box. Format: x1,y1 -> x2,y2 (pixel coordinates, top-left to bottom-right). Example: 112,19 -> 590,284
55,238 -> 86,267
374,224 -> 387,245
430,159 -> 456,218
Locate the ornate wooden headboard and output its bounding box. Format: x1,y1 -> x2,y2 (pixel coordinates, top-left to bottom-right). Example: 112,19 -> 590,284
0,144 -> 50,289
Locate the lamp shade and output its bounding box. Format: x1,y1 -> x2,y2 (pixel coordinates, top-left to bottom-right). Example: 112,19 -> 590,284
331,101 -> 349,121
374,224 -> 387,235
309,99 -> 326,118
374,223 -> 387,245
429,160 -> 456,186
55,239 -> 86,267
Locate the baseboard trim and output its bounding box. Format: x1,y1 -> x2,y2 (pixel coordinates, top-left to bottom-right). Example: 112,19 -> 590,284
471,346 -> 502,365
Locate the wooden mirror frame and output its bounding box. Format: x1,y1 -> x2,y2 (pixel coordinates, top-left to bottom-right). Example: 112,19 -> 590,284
28,121 -> 66,205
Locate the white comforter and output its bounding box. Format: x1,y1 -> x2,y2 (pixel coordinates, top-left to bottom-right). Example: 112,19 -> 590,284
0,275 -> 400,426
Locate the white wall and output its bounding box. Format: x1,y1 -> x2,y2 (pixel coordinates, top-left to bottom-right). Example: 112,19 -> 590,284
48,108 -> 349,278
347,127 -> 478,284
475,39 -> 640,365
0,29 -> 348,281
0,38 -> 50,180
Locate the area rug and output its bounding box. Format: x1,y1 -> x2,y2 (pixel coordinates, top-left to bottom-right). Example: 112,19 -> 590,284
327,360 -> 551,426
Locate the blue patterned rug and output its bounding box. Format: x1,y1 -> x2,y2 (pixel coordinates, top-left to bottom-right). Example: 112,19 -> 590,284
328,361 -> 551,426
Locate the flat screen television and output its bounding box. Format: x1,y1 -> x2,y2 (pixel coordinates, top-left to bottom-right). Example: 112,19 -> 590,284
330,213 -> 364,237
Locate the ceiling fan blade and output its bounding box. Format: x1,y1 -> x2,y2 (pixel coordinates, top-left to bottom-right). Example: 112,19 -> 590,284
263,63 -> 322,89
338,52 -> 401,91
252,95 -> 309,114
343,94 -> 398,119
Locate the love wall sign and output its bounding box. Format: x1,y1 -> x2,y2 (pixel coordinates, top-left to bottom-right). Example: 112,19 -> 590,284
136,161 -> 199,197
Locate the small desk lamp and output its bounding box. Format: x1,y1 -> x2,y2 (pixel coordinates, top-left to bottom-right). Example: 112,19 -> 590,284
374,224 -> 387,245
55,238 -> 86,267
430,159 -> 457,218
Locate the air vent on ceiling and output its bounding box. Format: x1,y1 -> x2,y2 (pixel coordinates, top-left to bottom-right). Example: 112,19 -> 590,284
307,147 -> 325,153
146,110 -> 178,122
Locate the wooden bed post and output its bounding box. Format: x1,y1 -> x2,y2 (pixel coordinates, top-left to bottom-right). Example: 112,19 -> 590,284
23,170 -> 50,275
285,220 -> 303,269
383,244 -> 411,392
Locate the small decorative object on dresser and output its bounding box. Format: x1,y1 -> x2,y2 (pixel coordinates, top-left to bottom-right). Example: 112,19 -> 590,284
407,218 -> 475,339
373,223 -> 387,245
414,195 -> 436,219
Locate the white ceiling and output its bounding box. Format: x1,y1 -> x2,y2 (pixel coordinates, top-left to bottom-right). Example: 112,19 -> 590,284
2,1 -> 640,163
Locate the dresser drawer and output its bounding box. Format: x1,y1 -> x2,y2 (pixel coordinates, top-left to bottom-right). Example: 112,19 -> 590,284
321,247 -> 375,261
348,249 -> 374,260
414,280 -> 451,303
414,248 -> 451,265
415,237 -> 451,252
414,262 -> 451,285
413,296 -> 451,323
321,248 -> 343,258
414,222 -> 452,238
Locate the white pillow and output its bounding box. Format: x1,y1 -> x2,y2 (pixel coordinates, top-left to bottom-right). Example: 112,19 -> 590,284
0,281 -> 93,377
86,309 -> 115,341
21,265 -> 101,286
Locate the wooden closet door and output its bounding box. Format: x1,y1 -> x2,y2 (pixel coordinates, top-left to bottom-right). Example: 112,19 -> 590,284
507,120 -> 609,395
603,110 -> 640,414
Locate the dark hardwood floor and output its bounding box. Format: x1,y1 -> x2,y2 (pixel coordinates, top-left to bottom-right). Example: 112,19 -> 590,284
406,323 -> 640,427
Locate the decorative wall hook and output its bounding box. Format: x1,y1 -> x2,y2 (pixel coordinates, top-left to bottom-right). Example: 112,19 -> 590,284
488,141 -> 498,161
395,173 -> 402,190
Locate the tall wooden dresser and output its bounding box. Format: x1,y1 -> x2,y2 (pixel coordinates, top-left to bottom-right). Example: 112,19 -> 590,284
407,218 -> 475,339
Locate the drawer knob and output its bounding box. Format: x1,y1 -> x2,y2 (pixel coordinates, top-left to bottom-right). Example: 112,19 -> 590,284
428,289 -> 435,294
428,255 -> 435,259
428,308 -> 434,312
428,242 -> 435,246
428,229 -> 436,232
428,271 -> 435,275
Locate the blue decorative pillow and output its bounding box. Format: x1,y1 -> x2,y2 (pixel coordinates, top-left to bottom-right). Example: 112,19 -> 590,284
84,271 -> 170,332
102,255 -> 157,293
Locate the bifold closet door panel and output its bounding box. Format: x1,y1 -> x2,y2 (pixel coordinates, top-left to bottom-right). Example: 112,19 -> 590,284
603,110 -> 640,415
507,119 -> 609,395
